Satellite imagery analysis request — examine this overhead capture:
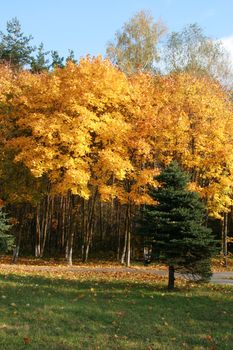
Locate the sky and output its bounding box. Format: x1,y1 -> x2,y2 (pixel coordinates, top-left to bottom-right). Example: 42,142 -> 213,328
0,0 -> 233,60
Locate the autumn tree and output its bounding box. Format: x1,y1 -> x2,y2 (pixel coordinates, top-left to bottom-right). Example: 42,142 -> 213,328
139,162 -> 216,289
3,57 -> 163,264
146,73 -> 233,218
3,57 -> 132,262
163,23 -> 233,85
139,72 -> 233,267
106,10 -> 166,74
1,54 -> 232,265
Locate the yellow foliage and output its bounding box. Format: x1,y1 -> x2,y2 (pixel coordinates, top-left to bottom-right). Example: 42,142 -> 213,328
1,61 -> 233,216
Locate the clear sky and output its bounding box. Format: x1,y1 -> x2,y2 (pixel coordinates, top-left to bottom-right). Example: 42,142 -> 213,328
0,0 -> 233,59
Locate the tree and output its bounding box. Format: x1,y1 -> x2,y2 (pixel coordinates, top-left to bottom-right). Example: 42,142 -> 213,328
66,49 -> 77,64
30,43 -> 50,73
50,50 -> 64,69
163,23 -> 233,85
139,162 -> 216,290
0,207 -> 13,253
149,72 -> 233,218
106,10 -> 166,74
0,17 -> 35,69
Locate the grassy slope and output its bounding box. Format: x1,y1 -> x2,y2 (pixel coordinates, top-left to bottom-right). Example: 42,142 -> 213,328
0,271 -> 232,350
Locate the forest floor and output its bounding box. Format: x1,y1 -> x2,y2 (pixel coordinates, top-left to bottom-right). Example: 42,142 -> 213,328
0,263 -> 233,286
0,255 -> 233,285
0,265 -> 232,350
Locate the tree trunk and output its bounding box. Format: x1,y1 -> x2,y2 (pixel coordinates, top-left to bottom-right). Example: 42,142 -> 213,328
126,202 -> 131,267
61,196 -> 66,252
116,201 -> 121,261
12,206 -> 23,264
40,195 -> 51,257
121,206 -> 128,264
126,228 -> 131,267
221,212 -> 228,267
67,231 -> 74,266
65,191 -> 73,266
12,228 -> 22,264
46,196 -> 54,255
83,223 -> 94,263
82,189 -> 97,262
35,204 -> 41,258
83,240 -> 90,263
99,202 -> 104,241
168,265 -> 175,290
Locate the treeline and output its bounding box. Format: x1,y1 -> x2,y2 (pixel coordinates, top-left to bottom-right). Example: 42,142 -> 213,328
0,12 -> 233,265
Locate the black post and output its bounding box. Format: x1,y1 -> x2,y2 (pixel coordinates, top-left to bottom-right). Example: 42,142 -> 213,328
168,265 -> 175,290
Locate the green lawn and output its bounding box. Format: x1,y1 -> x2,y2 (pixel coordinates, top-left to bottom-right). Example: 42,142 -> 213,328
0,273 -> 232,350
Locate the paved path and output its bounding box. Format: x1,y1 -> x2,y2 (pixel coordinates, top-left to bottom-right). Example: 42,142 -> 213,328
209,271 -> 233,285
1,264 -> 233,285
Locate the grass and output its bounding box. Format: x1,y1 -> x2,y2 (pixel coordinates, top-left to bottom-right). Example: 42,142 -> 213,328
0,270 -> 232,350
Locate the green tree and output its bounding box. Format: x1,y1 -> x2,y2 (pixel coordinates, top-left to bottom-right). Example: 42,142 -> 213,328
30,42 -> 50,73
0,17 -> 35,69
66,49 -> 77,64
139,162 -> 216,290
0,208 -> 13,253
51,50 -> 64,69
106,10 -> 166,74
163,23 -> 233,85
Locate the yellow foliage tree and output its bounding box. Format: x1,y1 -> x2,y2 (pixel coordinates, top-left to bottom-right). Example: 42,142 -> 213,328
150,73 -> 233,218
2,60 -> 233,220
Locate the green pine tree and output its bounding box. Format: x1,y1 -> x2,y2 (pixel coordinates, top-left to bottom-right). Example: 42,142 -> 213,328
50,50 -> 64,69
30,42 -> 50,73
0,17 -> 35,69
0,208 -> 14,253
66,49 -> 77,64
139,162 -> 216,289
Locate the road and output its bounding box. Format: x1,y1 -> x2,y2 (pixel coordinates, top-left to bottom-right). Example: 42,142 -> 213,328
209,271 -> 233,285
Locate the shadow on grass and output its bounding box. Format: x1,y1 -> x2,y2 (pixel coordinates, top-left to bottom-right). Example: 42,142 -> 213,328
0,273 -> 233,349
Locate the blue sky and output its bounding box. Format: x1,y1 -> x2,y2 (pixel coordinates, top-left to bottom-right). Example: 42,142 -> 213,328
0,0 -> 233,59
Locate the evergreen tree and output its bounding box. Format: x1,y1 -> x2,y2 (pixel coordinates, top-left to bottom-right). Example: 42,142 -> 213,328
0,208 -> 14,253
0,17 -> 35,69
66,49 -> 77,64
140,162 -> 216,289
50,50 -> 64,69
30,42 -> 50,73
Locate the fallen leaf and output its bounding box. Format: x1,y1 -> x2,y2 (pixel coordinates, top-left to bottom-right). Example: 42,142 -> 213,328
206,335 -> 212,341
23,336 -> 31,344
